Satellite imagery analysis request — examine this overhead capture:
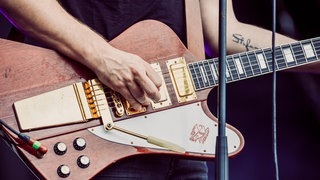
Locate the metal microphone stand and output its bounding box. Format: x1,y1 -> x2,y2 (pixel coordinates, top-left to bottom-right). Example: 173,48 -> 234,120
215,0 -> 228,179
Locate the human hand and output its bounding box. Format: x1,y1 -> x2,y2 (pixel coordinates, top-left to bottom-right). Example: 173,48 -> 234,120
93,47 -> 162,111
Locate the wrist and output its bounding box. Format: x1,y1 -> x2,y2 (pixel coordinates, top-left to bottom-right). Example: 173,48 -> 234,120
75,35 -> 114,74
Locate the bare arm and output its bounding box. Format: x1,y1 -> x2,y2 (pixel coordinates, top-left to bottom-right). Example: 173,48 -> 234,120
0,0 -> 161,110
200,0 -> 296,57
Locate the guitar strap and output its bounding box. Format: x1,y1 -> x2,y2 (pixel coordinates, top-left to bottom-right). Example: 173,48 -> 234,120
184,0 -> 205,60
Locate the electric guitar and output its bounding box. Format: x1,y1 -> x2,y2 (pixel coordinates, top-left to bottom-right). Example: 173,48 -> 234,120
0,20 -> 319,179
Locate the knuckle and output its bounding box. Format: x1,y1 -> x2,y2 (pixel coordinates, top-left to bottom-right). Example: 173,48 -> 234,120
131,67 -> 143,77
112,81 -> 125,89
122,73 -> 134,83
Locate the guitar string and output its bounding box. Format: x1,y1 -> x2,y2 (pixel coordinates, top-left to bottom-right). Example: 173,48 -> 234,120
188,40 -> 319,90
211,38 -> 319,71
88,38 -> 319,95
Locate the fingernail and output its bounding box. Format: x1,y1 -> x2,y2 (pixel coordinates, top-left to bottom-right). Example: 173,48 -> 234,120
143,101 -> 151,106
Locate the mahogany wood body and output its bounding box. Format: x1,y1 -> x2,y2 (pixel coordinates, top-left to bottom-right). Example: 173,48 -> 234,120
0,20 -> 244,179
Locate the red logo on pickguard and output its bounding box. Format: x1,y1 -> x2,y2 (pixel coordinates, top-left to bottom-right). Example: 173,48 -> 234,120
189,124 -> 209,144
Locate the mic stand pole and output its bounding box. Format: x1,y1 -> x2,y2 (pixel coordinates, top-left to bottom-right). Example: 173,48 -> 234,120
215,0 -> 228,179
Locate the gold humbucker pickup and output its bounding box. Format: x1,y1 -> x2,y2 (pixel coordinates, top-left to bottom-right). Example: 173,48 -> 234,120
166,57 -> 196,103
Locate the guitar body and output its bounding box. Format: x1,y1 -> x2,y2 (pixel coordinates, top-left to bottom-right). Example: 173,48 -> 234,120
0,20 -> 244,179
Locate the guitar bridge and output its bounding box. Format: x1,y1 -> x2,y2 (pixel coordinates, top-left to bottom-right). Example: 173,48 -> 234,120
14,79 -> 114,131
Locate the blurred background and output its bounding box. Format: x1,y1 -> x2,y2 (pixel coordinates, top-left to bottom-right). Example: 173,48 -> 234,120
207,0 -> 320,179
1,0 -> 319,179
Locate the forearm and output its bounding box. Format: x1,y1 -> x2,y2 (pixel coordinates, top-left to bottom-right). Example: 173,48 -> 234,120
225,21 -> 296,55
0,0 -> 112,70
200,0 -> 296,57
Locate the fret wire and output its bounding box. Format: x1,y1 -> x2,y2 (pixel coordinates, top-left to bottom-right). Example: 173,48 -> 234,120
193,63 -> 203,89
189,37 -> 320,91
209,59 -> 219,82
281,44 -> 297,68
262,49 -> 274,73
309,39 -> 318,60
275,47 -> 287,70
202,60 -> 210,86
307,39 -> 316,60
214,58 -> 233,83
227,57 -> 240,80
203,59 -> 216,86
209,59 -> 218,85
291,42 -> 306,65
289,44 -> 298,65
194,62 -> 205,89
263,48 -> 277,71
225,59 -> 233,81
247,52 -> 262,75
301,39 -> 317,62
197,62 -> 206,86
198,61 -> 210,88
233,55 -> 247,78
289,44 -> 298,66
279,46 -> 289,68
255,50 -> 269,74
213,58 -> 223,82
213,58 -> 220,81
204,61 -> 213,87
240,52 -> 254,77
188,63 -> 200,90
300,41 -> 306,62
312,38 -> 319,55
313,37 -> 320,57
246,52 -> 255,75
262,50 -> 271,72
233,56 -> 242,79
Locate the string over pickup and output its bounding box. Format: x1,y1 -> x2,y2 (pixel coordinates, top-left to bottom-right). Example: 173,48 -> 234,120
150,62 -> 172,109
167,57 -> 197,103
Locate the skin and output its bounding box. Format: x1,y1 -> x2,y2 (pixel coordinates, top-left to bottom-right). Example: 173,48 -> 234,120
200,0 -> 296,56
0,0 -> 296,110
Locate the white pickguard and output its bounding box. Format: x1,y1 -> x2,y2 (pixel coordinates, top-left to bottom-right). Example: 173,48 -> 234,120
88,102 -> 241,155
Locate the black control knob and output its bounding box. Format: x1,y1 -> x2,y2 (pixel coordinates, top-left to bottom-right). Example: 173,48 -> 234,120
73,137 -> 86,151
77,155 -> 90,168
57,164 -> 70,178
54,142 -> 67,155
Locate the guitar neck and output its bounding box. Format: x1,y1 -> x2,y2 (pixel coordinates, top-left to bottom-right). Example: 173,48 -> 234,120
189,37 -> 320,90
